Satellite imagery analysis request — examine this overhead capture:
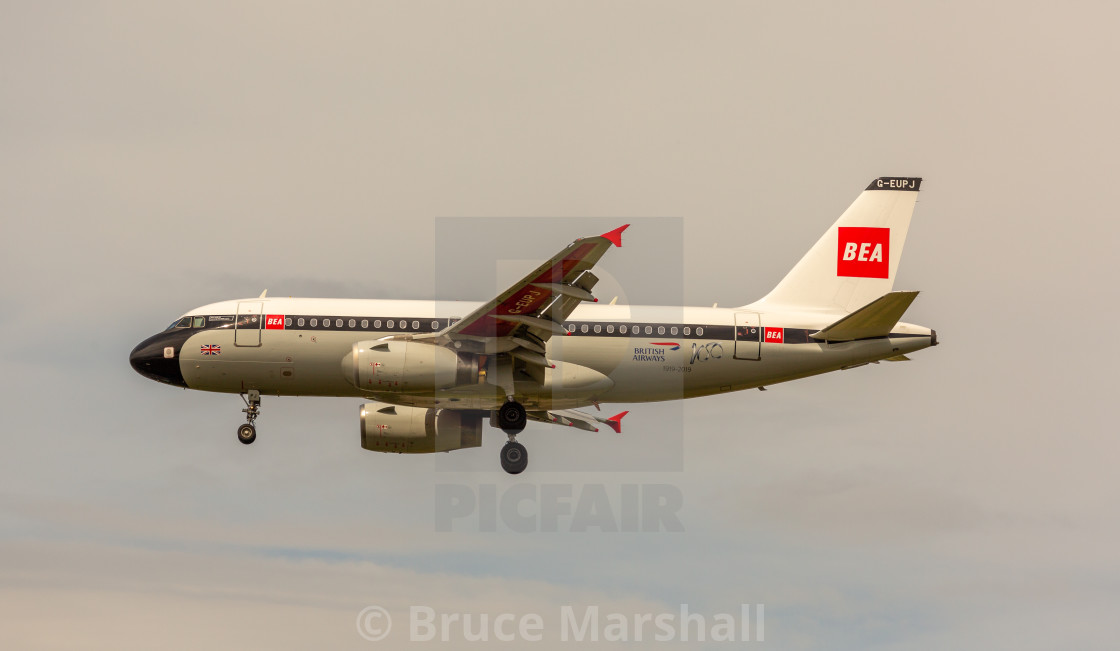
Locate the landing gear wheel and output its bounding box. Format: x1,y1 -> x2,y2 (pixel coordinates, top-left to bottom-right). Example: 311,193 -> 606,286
500,441 -> 528,474
237,423 -> 256,445
498,400 -> 527,434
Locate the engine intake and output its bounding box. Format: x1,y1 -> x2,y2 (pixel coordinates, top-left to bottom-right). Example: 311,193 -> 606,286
360,403 -> 484,454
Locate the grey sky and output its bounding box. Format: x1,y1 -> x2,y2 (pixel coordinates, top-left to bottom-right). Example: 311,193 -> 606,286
2,1 -> 1118,649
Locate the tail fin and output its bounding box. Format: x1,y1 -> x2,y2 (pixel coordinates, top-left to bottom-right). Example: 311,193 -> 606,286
753,177 -> 921,313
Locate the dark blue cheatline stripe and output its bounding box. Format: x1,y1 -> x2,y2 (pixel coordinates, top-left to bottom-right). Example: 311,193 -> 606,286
563,323 -> 733,340
283,315 -> 448,334
181,314 -> 924,343
182,314 -> 740,339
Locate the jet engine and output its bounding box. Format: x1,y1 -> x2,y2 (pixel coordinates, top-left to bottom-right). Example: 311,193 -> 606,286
359,403 -> 484,454
343,340 -> 477,393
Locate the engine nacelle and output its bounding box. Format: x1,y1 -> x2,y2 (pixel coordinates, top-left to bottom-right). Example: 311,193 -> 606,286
360,403 -> 483,454
343,340 -> 477,393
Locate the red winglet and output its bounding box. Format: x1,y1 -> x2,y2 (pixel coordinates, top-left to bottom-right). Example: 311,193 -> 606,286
604,410 -> 629,434
600,224 -> 630,247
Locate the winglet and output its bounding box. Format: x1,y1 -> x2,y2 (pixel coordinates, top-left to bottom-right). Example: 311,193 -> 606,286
604,410 -> 629,434
600,224 -> 630,247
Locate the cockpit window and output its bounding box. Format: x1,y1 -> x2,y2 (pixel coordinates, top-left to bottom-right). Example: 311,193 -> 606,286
169,317 -> 191,329
192,316 -> 206,328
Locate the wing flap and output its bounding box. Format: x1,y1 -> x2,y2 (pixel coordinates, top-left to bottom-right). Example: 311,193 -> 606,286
495,314 -> 570,336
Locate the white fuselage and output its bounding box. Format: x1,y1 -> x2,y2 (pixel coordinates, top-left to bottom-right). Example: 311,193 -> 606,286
157,297 -> 934,410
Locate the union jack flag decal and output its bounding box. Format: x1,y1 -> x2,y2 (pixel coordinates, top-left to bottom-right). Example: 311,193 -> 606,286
201,344 -> 221,356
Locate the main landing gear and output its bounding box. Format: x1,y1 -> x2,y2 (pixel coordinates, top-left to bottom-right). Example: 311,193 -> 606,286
498,399 -> 528,474
237,390 -> 261,445
501,438 -> 528,475
498,400 -> 527,434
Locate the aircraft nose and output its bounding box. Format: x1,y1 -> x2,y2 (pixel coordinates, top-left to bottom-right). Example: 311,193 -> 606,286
129,334 -> 188,388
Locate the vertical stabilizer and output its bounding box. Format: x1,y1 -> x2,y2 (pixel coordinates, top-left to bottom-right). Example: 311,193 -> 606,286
751,177 -> 921,314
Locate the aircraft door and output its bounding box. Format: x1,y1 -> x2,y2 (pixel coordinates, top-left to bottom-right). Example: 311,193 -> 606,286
734,312 -> 761,360
235,301 -> 264,346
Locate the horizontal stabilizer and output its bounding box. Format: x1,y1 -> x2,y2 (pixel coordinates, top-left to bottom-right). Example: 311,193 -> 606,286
810,291 -> 919,342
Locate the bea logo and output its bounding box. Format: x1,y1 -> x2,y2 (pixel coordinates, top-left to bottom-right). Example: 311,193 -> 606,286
764,327 -> 783,343
837,227 -> 889,279
265,315 -> 285,330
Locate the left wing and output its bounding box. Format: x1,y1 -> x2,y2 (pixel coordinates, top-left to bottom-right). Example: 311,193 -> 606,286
419,224 -> 629,356
528,408 -> 629,433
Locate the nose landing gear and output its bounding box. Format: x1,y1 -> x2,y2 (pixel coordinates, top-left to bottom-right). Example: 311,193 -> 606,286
238,390 -> 261,445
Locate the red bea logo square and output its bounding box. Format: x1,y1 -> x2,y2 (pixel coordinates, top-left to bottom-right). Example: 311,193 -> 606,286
265,315 -> 285,330
837,227 -> 889,278
764,327 -> 783,343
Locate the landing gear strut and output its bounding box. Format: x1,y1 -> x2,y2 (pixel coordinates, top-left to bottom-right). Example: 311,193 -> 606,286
238,390 -> 260,445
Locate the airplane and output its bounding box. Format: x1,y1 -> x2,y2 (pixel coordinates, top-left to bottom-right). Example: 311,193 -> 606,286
129,176 -> 937,474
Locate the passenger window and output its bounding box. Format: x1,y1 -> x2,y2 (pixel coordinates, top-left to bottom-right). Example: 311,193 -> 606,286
606,324 -> 614,334
683,326 -> 691,335
620,325 -> 627,334
431,320 -> 439,330
412,320 -> 419,330
349,319 -> 356,328
298,318 -> 305,327
594,324 -> 601,334
644,326 -> 652,335
310,318 -> 318,327
697,327 -> 704,336
192,316 -> 205,328
284,317 -> 292,327
335,319 -> 343,328
670,326 -> 678,335
361,319 -> 369,328
658,326 -> 665,335
375,319 -> 382,329
581,324 -> 588,333
387,320 -> 395,329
